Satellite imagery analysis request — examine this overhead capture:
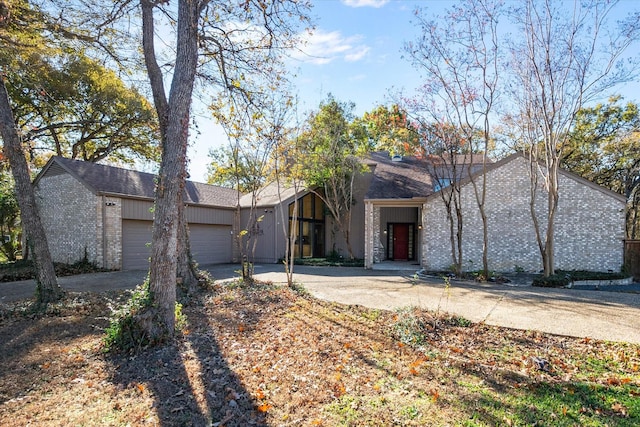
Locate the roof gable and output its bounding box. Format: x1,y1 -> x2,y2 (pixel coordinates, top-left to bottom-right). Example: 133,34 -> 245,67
239,180 -> 310,208
35,156 -> 239,208
365,151 -> 488,200
424,152 -> 627,204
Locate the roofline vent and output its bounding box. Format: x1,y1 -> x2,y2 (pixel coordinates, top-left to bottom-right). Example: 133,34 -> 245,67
391,154 -> 403,162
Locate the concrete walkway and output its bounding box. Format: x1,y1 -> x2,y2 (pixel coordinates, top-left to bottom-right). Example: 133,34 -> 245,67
1,264 -> 639,344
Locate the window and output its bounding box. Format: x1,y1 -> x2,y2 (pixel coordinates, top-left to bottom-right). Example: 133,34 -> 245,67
289,193 -> 325,258
433,178 -> 451,192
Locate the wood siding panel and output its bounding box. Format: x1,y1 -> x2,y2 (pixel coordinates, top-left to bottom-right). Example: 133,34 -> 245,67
122,199 -> 154,220
186,205 -> 234,225
122,199 -> 234,225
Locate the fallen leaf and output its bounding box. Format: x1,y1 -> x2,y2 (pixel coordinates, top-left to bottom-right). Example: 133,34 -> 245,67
611,403 -> 627,416
257,403 -> 271,412
255,388 -> 265,400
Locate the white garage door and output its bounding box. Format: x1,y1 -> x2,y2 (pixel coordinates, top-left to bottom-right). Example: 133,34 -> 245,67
122,220 -> 152,270
189,224 -> 232,265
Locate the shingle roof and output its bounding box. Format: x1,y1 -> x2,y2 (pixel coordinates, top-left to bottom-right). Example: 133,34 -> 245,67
38,156 -> 239,208
238,180 -> 310,208
365,151 -> 490,200
365,152 -> 436,200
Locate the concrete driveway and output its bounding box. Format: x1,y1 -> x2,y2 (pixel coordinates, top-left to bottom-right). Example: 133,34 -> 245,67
1,263 -> 639,344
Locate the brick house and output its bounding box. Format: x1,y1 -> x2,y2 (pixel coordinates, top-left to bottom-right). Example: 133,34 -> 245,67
33,152 -> 626,273
34,156 -> 238,270
363,152 -> 626,272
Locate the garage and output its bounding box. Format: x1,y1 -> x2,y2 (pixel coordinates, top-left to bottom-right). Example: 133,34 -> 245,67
122,220 -> 232,270
121,220 -> 153,270
188,223 -> 233,265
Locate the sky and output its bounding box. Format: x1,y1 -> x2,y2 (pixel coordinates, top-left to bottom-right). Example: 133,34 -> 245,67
185,0 -> 640,183
187,0 -> 432,183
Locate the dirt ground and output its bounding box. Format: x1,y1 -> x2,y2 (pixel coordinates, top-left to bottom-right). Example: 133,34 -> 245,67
1,281 -> 639,426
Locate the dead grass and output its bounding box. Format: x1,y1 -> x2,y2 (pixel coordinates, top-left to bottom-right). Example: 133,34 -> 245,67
1,282 -> 639,426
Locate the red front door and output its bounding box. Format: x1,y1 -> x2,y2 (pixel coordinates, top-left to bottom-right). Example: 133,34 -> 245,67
393,224 -> 409,260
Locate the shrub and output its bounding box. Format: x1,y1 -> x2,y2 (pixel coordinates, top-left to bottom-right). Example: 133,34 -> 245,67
390,306 -> 429,347
0,259 -> 109,282
532,274 -> 572,288
103,280 -> 153,352
532,270 -> 630,288
103,278 -> 188,353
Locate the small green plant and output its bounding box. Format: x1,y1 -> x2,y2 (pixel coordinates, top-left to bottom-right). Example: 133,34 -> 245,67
103,280 -> 153,352
174,302 -> 187,332
289,281 -> 309,296
391,306 -> 428,347
514,264 -> 525,273
400,405 -> 420,420
103,277 -> 187,353
447,315 -> 472,327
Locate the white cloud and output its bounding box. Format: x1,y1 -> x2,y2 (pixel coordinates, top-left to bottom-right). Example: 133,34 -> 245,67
292,29 -> 370,65
342,0 -> 389,8
345,46 -> 371,62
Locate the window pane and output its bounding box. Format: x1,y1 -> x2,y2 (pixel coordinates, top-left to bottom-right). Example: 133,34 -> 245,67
301,221 -> 311,257
302,194 -> 313,219
314,194 -> 324,219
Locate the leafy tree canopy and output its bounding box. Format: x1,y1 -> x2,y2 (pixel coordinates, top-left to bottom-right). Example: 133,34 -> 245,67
300,95 -> 368,185
357,104 -> 421,155
564,96 -> 640,197
0,164 -> 20,261
207,146 -> 268,194
11,51 -> 159,165
1,1 -> 159,167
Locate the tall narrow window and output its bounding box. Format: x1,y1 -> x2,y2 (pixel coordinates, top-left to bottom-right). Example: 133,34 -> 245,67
289,193 -> 326,258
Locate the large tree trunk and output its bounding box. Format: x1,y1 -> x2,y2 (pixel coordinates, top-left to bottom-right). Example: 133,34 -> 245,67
176,197 -> 198,294
0,77 -> 62,306
142,0 -> 201,339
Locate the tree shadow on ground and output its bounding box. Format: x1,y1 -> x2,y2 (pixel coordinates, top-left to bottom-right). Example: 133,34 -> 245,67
0,313 -> 101,402
105,288 -> 269,427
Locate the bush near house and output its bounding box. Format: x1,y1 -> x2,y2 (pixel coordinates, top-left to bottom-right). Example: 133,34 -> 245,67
532,270 -> 630,288
0,259 -> 109,282
292,257 -> 365,267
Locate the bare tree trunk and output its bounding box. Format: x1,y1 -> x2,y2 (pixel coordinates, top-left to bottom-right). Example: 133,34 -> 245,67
176,198 -> 197,293
544,161 -> 560,276
454,196 -> 463,275
0,77 -> 62,306
141,0 -> 201,339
